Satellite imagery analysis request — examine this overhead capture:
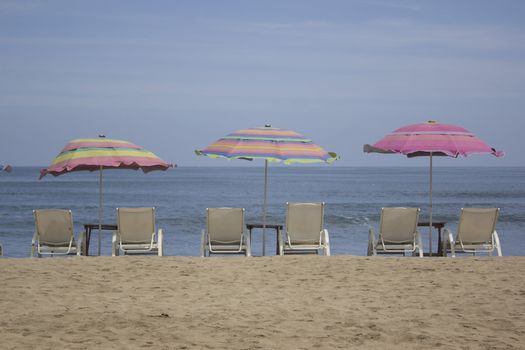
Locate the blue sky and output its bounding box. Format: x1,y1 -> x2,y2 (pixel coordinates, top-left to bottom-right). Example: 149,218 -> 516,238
1,0 -> 523,167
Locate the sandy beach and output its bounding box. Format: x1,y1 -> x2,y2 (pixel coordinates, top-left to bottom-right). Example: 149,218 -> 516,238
0,256 -> 523,349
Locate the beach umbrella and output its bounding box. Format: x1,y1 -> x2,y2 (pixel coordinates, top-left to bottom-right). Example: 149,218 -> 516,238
364,120 -> 503,254
40,136 -> 173,255
1,164 -> 12,173
196,125 -> 338,255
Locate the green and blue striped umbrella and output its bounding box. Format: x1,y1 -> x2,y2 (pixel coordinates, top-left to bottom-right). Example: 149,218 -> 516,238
196,125 -> 337,255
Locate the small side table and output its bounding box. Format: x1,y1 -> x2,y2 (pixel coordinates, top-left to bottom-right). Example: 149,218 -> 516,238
83,224 -> 118,256
246,223 -> 284,256
418,221 -> 446,256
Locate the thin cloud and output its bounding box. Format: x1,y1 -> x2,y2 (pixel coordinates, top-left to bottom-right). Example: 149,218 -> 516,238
0,0 -> 41,12
363,0 -> 423,12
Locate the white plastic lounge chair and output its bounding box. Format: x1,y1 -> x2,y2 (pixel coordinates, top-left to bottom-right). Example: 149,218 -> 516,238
31,209 -> 83,257
368,207 -> 423,257
442,208 -> 502,257
278,202 -> 330,256
201,208 -> 251,257
112,207 -> 164,256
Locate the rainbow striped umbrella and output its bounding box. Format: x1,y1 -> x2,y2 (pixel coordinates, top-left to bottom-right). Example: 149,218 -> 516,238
364,120 -> 503,255
196,125 -> 337,255
40,136 -> 173,255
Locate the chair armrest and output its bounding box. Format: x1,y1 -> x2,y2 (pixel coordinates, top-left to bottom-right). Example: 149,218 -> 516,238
30,231 -> 38,257
278,228 -> 284,256
443,228 -> 455,257
245,230 -> 251,257
493,230 -> 502,256
444,228 -> 454,242
157,228 -> 164,256
111,231 -> 118,257
415,230 -> 423,257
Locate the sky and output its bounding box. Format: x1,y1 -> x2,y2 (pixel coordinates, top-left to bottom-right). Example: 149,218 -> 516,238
1,0 -> 524,167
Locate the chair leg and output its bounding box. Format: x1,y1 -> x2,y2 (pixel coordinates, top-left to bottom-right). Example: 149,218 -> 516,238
368,228 -> 376,256
77,231 -> 85,256
200,229 -> 206,257
158,229 -> 164,257
441,235 -> 448,257
444,229 -> 456,258
367,241 -> 373,256
416,232 -> 423,258
322,229 -> 330,256
245,233 -> 251,257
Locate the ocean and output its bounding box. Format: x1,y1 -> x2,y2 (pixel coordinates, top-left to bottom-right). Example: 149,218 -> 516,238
1,166 -> 523,257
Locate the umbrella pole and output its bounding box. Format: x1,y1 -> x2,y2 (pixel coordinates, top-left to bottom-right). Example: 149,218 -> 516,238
262,159 -> 268,256
98,166 -> 103,256
429,153 -> 433,256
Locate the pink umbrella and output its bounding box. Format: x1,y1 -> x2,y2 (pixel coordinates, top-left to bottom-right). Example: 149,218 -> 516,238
364,120 -> 503,254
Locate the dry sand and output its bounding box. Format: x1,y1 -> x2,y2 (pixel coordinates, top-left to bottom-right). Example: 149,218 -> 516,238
0,256 -> 524,349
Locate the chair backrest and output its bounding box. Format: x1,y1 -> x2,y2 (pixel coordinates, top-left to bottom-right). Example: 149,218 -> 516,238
286,202 -> 324,243
34,209 -> 74,245
207,208 -> 244,244
379,207 -> 420,243
117,207 -> 155,243
457,208 -> 499,244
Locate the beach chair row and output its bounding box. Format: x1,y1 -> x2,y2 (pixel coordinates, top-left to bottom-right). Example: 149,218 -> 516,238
31,207 -> 163,258
26,205 -> 502,258
368,207 -> 502,257
29,203 -> 331,258
201,203 -> 330,257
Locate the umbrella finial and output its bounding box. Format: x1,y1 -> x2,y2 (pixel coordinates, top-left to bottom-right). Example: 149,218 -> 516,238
427,120 -> 437,124
264,124 -> 272,128
98,134 -> 106,138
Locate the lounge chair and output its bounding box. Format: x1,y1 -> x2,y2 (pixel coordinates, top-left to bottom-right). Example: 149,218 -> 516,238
201,208 -> 251,257
278,202 -> 330,256
442,208 -> 502,257
31,209 -> 83,257
112,207 -> 164,256
368,207 -> 423,257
